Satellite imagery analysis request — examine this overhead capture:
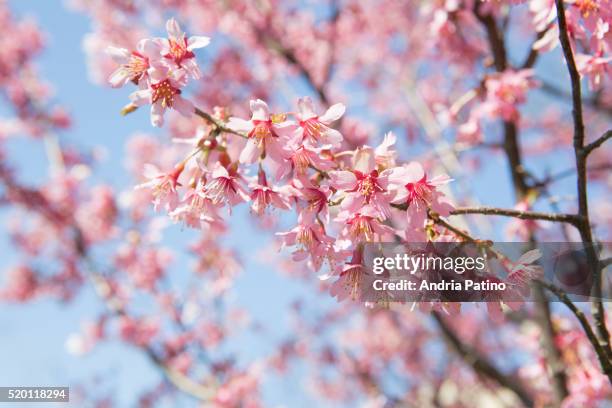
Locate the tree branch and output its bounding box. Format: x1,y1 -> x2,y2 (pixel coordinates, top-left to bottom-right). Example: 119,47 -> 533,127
194,107 -> 247,139
537,280 -> 612,382
432,312 -> 534,407
584,129 -> 612,157
533,284 -> 569,405
554,0 -> 611,360
450,206 -> 581,225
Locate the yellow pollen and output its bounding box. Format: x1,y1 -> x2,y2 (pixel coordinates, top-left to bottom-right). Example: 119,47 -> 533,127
127,55 -> 147,80
344,269 -> 362,300
270,113 -> 287,123
252,123 -> 272,146
360,179 -> 374,197
152,80 -> 177,107
293,151 -> 310,173
297,228 -> 315,247
577,0 -> 598,17
354,218 -> 373,241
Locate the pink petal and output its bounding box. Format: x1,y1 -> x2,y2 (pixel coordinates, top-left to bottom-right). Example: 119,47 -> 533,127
166,18 -> 183,39
138,39 -> 161,58
297,97 -> 317,120
239,139 -> 262,164
319,103 -> 345,123
328,171 -> 357,190
106,46 -> 130,63
322,128 -> 343,147
341,193 -> 363,213
187,36 -> 210,50
150,102 -> 165,127
250,99 -> 270,121
173,96 -> 194,117
211,165 -> 230,179
227,117 -> 254,133
403,162 -> 425,182
109,68 -> 130,88
130,89 -> 152,106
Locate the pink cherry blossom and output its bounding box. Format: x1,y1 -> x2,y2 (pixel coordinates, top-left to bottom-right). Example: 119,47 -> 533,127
329,168 -> 393,220
575,52 -> 612,90
118,316 -> 159,347
203,163 -> 250,207
277,214 -> 334,271
129,67 -> 194,127
248,169 -> 291,215
136,163 -> 184,211
482,69 -> 538,122
388,162 -> 453,230
228,99 -> 298,165
296,97 -> 345,148
159,18 -> 210,80
107,39 -> 160,88
336,205 -> 396,243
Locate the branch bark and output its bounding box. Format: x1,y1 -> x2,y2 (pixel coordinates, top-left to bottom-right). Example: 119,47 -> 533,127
450,206 -> 581,225
554,0 -> 611,361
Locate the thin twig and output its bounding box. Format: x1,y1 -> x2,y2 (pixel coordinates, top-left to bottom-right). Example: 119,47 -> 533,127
450,206 -> 581,225
584,129 -> 612,157
194,107 -> 247,139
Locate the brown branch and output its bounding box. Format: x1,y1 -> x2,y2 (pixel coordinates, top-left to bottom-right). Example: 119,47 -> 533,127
194,107 -> 247,139
584,129 -> 612,157
450,206 -> 581,225
537,280 -> 612,382
258,31 -> 330,104
533,284 -> 569,405
432,312 -> 534,407
521,25 -> 554,69
474,4 -> 529,199
555,0 -> 611,360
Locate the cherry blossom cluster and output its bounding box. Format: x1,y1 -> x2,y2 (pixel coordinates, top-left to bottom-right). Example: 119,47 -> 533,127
108,18 -> 210,126
107,19 -> 462,302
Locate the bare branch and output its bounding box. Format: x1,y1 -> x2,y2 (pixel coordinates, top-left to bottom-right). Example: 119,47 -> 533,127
432,312 -> 534,407
584,129 -> 612,157
554,0 -> 611,359
538,280 -> 612,382
450,206 -> 581,225
533,285 -> 569,404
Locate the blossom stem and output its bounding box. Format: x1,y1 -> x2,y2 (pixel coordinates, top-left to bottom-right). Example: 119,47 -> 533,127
193,107 -> 247,139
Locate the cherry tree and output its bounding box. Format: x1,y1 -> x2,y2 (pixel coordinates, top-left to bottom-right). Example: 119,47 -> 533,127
1,0 -> 611,406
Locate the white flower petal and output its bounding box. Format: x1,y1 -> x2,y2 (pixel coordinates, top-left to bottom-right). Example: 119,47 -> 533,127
187,36 -> 210,50
318,103 -> 345,123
